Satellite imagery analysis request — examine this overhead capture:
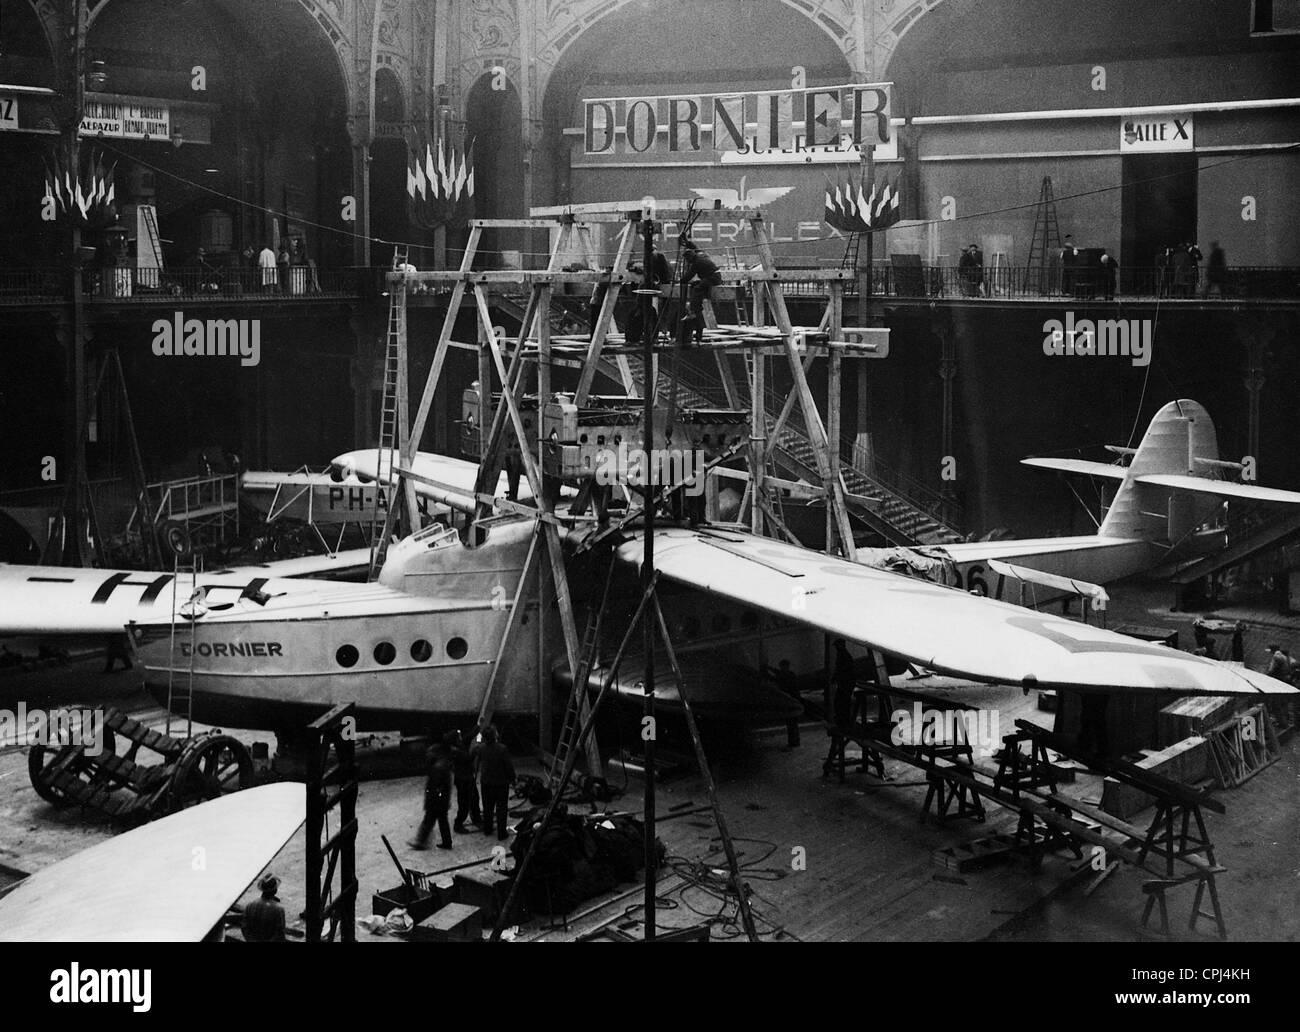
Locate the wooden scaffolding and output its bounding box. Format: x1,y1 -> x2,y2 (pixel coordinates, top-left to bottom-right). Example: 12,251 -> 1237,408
369,201 -> 885,780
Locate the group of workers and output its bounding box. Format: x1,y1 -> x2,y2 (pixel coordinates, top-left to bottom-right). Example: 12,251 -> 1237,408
587,236 -> 724,346
762,638 -> 863,746
408,724 -> 517,851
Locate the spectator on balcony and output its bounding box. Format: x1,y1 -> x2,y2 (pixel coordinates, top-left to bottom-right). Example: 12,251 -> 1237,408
1187,241 -> 1203,293
258,243 -> 277,292
1059,236 -> 1078,296
1206,241 -> 1226,296
1155,245 -> 1171,296
1099,250 -> 1118,300
1171,243 -> 1193,297
277,242 -> 291,294
193,247 -> 218,294
958,244 -> 983,297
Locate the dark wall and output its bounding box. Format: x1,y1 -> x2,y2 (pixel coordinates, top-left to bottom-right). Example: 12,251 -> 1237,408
807,302 -> 1300,538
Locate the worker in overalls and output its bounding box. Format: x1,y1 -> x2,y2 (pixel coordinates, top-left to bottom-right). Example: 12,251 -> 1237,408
679,239 -> 722,344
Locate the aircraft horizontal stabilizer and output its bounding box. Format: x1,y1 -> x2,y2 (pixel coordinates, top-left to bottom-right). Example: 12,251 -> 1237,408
1134,474 -> 1300,505
1021,457 -> 1127,480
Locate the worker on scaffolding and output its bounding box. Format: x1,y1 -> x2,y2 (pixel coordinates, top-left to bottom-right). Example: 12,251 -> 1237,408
625,244 -> 674,343
678,238 -> 722,345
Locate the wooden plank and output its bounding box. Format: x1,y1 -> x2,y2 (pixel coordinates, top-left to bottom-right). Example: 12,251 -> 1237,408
575,220 -> 637,404
751,219 -> 857,560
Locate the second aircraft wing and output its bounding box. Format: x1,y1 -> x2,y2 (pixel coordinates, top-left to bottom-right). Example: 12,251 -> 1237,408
617,527 -> 1294,697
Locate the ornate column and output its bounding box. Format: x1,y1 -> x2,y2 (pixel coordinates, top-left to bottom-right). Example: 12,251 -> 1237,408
347,115 -> 371,267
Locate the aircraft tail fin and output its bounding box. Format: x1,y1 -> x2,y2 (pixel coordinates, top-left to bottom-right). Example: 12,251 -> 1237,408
1099,399 -> 1222,542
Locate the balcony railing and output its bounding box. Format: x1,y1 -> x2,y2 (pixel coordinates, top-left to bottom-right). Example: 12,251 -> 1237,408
773,263 -> 1300,302
3,262 -> 1296,307
0,265 -> 381,305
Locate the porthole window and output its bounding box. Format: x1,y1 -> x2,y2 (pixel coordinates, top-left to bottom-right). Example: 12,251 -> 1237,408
336,644 -> 359,668
682,616 -> 702,640
711,613 -> 732,634
446,636 -> 468,660
740,610 -> 759,630
374,641 -> 396,665
411,639 -> 433,662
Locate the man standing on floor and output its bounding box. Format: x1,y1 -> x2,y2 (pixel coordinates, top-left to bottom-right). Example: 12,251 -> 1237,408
832,639 -> 857,729
449,729 -> 481,832
408,738 -> 454,851
477,725 -> 515,841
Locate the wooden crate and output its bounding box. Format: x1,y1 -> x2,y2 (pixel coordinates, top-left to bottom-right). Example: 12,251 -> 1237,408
1157,695 -> 1238,747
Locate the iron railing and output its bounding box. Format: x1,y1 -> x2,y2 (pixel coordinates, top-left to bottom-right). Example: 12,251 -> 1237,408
765,263 -> 1300,302
0,265 -> 379,304
2,263 -> 1296,306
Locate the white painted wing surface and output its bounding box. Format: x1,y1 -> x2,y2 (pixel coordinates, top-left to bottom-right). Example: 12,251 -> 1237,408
0,784 -> 304,941
0,563 -> 400,636
619,529 -> 1295,696
1135,473 -> 1300,505
1020,457 -> 1128,479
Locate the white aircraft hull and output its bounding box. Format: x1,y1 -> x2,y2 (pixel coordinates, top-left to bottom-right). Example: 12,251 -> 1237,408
130,600 -> 526,732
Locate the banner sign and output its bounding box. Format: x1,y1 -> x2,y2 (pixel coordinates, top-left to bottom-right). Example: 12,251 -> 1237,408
583,81 -> 892,158
81,97 -> 171,140
0,90 -> 60,135
1119,112 -> 1193,152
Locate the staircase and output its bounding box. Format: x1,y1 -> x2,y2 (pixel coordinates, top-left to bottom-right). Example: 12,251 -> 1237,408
495,292 -> 585,337
622,353 -> 965,546
489,293 -> 966,546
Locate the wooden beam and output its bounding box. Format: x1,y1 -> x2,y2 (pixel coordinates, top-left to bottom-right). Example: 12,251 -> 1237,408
575,220 -> 638,404
476,527 -> 541,729
752,219 -> 858,561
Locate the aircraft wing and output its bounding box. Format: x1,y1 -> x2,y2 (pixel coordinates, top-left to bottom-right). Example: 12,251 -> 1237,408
0,784 -> 304,942
215,549 -> 371,578
0,559 -> 384,636
617,528 -> 1294,696
335,449 -> 576,515
334,450 -> 518,511
1135,474 -> 1300,505
1021,457 -> 1128,479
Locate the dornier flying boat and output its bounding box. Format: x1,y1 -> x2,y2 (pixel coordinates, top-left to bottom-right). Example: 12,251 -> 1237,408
0,503 -> 1291,737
